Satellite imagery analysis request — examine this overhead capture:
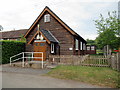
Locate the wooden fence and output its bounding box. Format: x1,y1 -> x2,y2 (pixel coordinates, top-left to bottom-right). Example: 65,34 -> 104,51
110,52 -> 120,71
49,55 -> 110,67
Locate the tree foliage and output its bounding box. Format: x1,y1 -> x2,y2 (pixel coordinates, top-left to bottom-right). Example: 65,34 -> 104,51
20,34 -> 26,42
0,25 -> 3,31
94,11 -> 120,49
86,39 -> 96,45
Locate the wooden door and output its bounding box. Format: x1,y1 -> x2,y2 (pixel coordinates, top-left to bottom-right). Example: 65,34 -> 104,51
34,42 -> 46,61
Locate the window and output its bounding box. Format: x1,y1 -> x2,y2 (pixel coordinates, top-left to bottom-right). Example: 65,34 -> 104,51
44,14 -> 50,22
91,46 -> 95,50
75,39 -> 78,50
83,43 -> 86,50
87,46 -> 90,50
36,34 -> 40,39
40,43 -> 45,46
36,43 -> 39,46
51,43 -> 54,53
80,42 -> 83,50
40,35 -> 44,40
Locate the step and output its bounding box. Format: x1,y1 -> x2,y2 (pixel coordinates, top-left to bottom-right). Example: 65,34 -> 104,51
46,65 -> 57,69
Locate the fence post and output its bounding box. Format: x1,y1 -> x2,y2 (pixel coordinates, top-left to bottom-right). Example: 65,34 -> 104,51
107,55 -> 111,67
117,52 -> 120,71
42,52 -> 43,69
111,53 -> 117,70
22,52 -> 24,67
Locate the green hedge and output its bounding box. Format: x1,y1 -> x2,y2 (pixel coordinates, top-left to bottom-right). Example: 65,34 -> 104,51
0,40 -> 25,64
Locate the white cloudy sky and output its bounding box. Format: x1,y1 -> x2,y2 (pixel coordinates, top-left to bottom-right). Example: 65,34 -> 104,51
0,0 -> 119,40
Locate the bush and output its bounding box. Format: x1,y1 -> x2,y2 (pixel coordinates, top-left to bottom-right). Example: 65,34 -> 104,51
0,40 -> 25,64
98,53 -> 104,55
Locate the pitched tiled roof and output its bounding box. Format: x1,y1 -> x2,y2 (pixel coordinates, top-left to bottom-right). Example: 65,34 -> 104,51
41,29 -> 59,43
0,29 -> 28,39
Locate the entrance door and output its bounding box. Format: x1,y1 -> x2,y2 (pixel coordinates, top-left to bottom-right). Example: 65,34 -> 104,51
34,42 -> 46,61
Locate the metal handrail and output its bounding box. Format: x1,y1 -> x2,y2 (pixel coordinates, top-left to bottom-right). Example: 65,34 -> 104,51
13,57 -> 23,62
10,52 -> 44,69
24,57 -> 42,58
10,52 -> 23,58
24,52 -> 43,53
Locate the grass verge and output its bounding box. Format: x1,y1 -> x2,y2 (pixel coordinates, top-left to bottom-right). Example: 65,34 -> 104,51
46,65 -> 119,88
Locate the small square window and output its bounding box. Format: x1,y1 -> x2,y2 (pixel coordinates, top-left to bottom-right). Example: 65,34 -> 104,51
91,46 -> 95,50
35,43 -> 39,46
87,46 -> 90,50
40,43 -> 45,46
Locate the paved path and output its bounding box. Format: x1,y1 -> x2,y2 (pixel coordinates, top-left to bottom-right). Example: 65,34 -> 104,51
2,65 -> 50,75
2,65 -> 109,88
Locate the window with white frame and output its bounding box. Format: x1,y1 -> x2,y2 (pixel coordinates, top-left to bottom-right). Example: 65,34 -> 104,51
75,39 -> 79,50
36,34 -> 40,39
83,43 -> 86,50
80,42 -> 83,50
44,14 -> 50,22
91,46 -> 95,50
87,46 -> 90,50
51,43 -> 54,53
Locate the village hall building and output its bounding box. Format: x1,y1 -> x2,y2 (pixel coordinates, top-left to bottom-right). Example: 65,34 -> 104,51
0,6 -> 97,60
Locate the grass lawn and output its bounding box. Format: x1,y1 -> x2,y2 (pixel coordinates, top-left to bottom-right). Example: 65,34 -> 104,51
46,65 -> 119,88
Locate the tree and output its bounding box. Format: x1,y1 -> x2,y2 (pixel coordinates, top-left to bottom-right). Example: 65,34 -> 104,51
94,11 -> 120,49
0,25 -> 3,31
86,39 -> 96,45
20,34 -> 26,42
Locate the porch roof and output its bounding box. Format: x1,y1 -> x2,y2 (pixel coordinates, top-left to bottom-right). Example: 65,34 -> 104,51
41,29 -> 59,43
28,29 -> 59,44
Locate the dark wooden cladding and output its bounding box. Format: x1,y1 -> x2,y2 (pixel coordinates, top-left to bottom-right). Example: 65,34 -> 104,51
26,27 -> 37,43
25,44 -> 33,52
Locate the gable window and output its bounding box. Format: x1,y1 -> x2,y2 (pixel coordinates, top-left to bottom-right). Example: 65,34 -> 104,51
75,39 -> 78,50
80,42 -> 83,50
40,35 -> 44,40
51,43 -> 54,53
44,14 -> 50,22
36,34 -> 40,39
36,34 -> 44,40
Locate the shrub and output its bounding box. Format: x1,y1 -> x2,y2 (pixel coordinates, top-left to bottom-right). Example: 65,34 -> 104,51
0,40 -> 25,64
